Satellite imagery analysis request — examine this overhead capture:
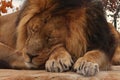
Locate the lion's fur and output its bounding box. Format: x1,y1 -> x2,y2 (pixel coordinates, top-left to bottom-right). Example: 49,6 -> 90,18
16,0 -> 120,71
0,0 -> 120,74
17,0 -> 115,59
0,12 -> 28,69
0,12 -> 18,48
16,0 -> 90,64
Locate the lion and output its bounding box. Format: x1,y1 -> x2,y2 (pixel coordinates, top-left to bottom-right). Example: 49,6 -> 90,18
0,0 -> 120,76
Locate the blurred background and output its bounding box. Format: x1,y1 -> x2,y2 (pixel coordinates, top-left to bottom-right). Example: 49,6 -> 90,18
0,0 -> 120,31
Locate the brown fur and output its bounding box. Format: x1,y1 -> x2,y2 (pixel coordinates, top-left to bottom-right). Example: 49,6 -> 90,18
0,12 -> 26,69
0,0 -> 120,76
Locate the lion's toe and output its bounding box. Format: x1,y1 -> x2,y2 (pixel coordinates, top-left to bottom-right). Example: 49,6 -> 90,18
74,58 -> 99,76
45,57 -> 73,72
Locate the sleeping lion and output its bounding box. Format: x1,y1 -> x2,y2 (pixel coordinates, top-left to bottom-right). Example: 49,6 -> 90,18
0,0 -> 120,76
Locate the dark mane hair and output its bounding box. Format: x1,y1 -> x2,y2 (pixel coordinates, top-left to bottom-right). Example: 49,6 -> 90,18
53,0 -> 104,15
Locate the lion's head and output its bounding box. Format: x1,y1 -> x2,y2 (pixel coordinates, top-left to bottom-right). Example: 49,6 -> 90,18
22,13 -> 69,69
16,0 -> 89,69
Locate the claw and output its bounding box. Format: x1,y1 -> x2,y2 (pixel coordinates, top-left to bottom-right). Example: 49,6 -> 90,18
45,57 -> 73,72
74,59 -> 99,76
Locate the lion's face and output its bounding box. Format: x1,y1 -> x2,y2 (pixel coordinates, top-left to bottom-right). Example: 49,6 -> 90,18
22,14 -> 67,69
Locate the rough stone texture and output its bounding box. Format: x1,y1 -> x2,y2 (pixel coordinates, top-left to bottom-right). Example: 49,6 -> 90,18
0,66 -> 120,80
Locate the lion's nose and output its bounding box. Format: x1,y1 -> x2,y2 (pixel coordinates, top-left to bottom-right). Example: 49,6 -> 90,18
26,53 -> 38,63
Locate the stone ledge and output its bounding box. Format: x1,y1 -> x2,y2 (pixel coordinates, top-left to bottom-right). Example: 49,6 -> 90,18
0,66 -> 120,80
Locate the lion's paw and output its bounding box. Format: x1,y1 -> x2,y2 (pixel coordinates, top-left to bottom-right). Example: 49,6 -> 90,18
45,56 -> 73,72
73,58 -> 99,76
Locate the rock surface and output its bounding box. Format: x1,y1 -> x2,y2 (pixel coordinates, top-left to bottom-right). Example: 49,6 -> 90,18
0,66 -> 120,80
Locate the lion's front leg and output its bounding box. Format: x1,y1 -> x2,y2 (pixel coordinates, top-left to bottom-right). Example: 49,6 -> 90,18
74,50 -> 109,76
45,47 -> 73,72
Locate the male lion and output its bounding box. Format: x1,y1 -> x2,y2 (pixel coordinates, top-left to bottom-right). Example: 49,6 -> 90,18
0,0 -> 120,76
